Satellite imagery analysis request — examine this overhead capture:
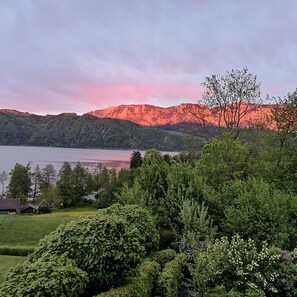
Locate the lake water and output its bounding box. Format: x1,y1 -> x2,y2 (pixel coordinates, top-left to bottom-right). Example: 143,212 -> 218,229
0,145 -> 178,174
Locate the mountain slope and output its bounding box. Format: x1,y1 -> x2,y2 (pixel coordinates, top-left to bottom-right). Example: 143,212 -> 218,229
0,110 -> 192,151
87,103 -> 273,127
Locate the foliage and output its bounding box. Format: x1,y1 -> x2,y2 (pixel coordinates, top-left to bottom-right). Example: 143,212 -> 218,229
268,89 -> 297,149
7,163 -> 31,197
0,245 -> 35,256
96,261 -> 160,297
38,164 -> 56,197
0,171 -> 8,197
57,162 -> 74,206
178,200 -> 216,259
98,204 -> 159,254
0,253 -> 88,297
116,181 -> 147,206
201,66 -> 262,137
196,132 -> 249,188
151,249 -> 177,268
0,208 -> 96,247
130,150 -> 143,169
156,253 -> 187,297
161,162 -> 200,229
0,111 -> 190,150
219,178 -> 297,249
0,256 -> 26,285
30,214 -> 145,294
191,235 -> 297,296
36,186 -> 62,208
137,149 -> 169,209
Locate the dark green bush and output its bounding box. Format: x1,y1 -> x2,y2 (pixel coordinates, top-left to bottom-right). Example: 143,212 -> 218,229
0,253 -> 88,297
30,214 -> 145,295
0,245 -> 35,256
98,204 -> 159,253
96,261 -> 160,297
157,253 -> 187,297
151,249 -> 176,268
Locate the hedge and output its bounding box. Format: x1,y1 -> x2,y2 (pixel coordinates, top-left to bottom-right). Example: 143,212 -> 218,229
0,245 -> 35,256
157,253 -> 187,297
96,261 -> 160,297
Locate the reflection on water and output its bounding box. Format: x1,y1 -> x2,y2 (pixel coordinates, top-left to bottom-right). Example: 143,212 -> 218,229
0,145 -> 178,173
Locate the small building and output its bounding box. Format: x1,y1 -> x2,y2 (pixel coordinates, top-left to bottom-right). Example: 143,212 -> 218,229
20,203 -> 41,214
0,199 -> 21,214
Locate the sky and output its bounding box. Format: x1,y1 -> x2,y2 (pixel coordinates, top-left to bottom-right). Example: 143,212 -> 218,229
0,0 -> 296,115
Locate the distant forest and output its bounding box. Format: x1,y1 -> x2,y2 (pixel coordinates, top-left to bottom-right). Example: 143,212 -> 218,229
0,111 -> 197,151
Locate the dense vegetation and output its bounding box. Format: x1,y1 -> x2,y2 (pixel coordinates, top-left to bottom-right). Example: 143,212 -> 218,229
0,69 -> 296,296
0,110 -> 191,150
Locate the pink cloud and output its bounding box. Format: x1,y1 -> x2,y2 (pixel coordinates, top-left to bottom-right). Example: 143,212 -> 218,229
73,82 -> 204,108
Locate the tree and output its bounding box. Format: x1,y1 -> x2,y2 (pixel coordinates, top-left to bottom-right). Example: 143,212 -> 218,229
269,89 -> 297,149
72,163 -> 88,204
31,165 -> 42,199
130,151 -> 143,169
196,132 -> 249,188
201,66 -> 262,137
57,162 -> 74,206
8,163 -> 32,198
0,171 -> 8,197
39,164 -> 56,198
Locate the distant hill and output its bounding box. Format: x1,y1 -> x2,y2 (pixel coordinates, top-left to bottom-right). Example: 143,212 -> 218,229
0,110 -> 194,151
86,103 -> 273,127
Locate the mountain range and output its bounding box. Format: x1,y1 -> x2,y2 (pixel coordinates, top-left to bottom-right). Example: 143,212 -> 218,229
86,103 -> 273,127
0,103 -> 274,150
0,109 -> 192,151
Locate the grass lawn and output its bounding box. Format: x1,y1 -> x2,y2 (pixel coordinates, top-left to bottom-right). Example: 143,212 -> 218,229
0,206 -> 97,246
0,255 -> 26,284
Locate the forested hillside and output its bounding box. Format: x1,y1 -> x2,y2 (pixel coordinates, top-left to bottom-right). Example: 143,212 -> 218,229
0,110 -> 192,151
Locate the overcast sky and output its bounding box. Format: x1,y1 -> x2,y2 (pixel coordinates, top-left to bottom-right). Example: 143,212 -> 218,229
0,0 -> 296,114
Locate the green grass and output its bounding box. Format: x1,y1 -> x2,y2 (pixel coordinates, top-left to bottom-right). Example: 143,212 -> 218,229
0,255 -> 26,284
0,207 -> 97,246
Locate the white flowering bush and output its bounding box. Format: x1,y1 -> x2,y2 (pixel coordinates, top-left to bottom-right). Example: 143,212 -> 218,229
191,235 -> 297,296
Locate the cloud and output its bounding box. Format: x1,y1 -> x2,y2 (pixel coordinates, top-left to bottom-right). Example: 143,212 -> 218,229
0,0 -> 296,114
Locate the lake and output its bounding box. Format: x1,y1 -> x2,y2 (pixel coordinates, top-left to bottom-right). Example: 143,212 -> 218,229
0,145 -> 178,174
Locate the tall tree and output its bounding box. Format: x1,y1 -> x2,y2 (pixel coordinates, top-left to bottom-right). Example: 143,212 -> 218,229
72,163 -> 88,204
8,163 -> 32,198
39,164 -> 56,198
269,89 -> 297,149
57,162 -> 74,206
201,66 -> 262,137
32,165 -> 42,199
130,151 -> 143,169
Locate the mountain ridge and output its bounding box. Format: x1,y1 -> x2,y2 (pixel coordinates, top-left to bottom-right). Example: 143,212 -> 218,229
0,109 -> 192,151
86,103 -> 274,127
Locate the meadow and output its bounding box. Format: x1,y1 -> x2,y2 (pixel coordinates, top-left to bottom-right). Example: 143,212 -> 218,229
0,207 -> 97,284
0,207 -> 97,246
0,256 -> 26,284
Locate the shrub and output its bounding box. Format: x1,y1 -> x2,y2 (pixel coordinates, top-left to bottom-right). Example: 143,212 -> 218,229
0,245 -> 35,256
96,261 -> 160,297
191,235 -> 297,296
98,204 -> 159,253
0,253 -> 88,297
30,214 -> 144,295
151,249 -> 176,268
157,253 -> 187,297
